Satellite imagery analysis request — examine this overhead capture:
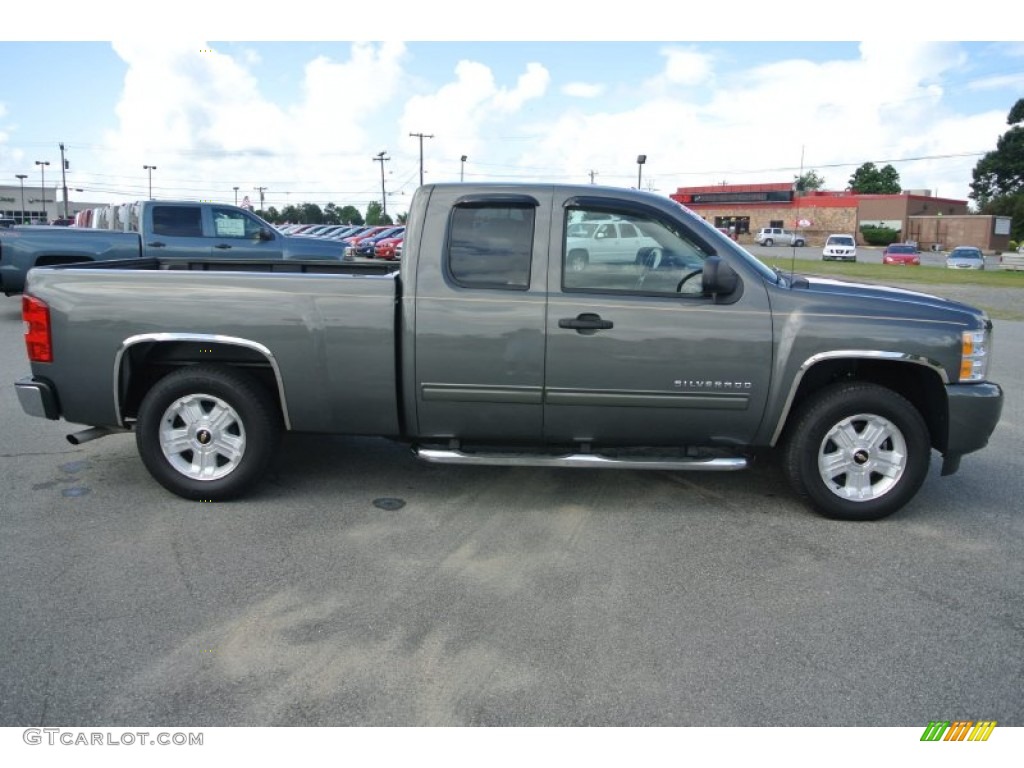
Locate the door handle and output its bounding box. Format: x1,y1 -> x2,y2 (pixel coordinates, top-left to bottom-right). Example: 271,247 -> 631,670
214,243 -> 232,250
147,241 -> 166,248
558,313 -> 613,334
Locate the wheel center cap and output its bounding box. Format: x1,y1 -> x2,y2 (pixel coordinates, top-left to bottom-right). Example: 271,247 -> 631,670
196,429 -> 212,445
853,449 -> 870,465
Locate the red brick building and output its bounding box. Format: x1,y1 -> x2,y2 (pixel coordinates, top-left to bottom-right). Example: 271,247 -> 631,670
669,182 -> 1011,252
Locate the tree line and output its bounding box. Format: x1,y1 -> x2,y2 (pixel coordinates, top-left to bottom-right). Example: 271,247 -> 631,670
258,200 -> 404,226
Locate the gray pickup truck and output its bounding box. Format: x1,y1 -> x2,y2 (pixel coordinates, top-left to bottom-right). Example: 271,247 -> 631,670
14,183 -> 1003,521
0,200 -> 343,295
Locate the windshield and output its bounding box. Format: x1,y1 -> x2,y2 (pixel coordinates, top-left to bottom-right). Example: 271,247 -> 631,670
951,248 -> 981,258
828,236 -> 855,246
888,245 -> 915,253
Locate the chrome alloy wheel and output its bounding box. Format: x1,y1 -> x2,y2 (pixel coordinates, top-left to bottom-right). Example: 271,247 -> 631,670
817,413 -> 908,501
158,393 -> 246,481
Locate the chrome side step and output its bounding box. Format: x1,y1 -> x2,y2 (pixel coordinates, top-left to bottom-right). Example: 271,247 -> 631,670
414,447 -> 748,472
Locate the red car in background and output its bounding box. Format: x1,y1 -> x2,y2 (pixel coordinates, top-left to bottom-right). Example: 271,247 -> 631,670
882,243 -> 921,266
374,234 -> 404,260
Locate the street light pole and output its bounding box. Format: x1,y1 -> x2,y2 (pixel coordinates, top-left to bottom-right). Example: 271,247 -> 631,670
636,154 -> 647,189
143,165 -> 157,200
15,174 -> 27,224
373,151 -> 390,219
35,161 -> 50,223
460,155 -> 467,182
233,186 -> 239,205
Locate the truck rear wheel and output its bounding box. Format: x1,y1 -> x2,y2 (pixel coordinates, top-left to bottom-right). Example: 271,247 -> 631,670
135,365 -> 280,501
781,382 -> 930,521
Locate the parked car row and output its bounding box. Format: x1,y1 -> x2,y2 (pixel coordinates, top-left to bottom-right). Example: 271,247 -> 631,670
274,223 -> 405,260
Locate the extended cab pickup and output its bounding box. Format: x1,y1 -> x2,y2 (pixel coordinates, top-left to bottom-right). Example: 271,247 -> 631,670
15,184 -> 1003,521
0,200 -> 344,295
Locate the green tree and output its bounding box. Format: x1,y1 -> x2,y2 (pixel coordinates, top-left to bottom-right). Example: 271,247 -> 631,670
970,98 -> 1024,212
337,205 -> 363,225
849,162 -> 901,194
264,206 -> 281,224
794,169 -> 825,193
397,212 -> 408,224
299,203 -> 324,224
280,204 -> 301,223
323,203 -> 341,225
365,201 -> 393,225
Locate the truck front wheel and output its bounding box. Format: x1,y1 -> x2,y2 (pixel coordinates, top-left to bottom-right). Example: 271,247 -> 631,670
781,383 -> 930,521
135,365 -> 280,501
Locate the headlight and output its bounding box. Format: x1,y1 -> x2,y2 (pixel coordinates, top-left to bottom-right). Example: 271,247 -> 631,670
960,328 -> 990,382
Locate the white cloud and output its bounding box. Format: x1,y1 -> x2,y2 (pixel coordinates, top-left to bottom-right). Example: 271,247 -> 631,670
967,73 -> 1024,91
398,59 -> 550,184
562,82 -> 605,99
662,48 -> 713,86
100,41 -> 410,204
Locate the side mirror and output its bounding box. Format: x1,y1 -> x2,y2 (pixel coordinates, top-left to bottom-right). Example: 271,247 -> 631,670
258,228 -> 275,241
702,256 -> 740,301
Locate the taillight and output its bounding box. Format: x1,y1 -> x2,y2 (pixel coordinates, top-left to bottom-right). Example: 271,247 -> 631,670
23,296 -> 53,363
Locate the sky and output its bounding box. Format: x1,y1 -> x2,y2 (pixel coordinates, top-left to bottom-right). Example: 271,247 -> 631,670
2,3 -> 1023,219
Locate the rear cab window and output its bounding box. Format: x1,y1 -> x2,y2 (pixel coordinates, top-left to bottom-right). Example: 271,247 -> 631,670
446,203 -> 535,290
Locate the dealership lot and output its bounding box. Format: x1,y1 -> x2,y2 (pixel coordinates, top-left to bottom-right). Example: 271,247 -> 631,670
1,282 -> 1022,726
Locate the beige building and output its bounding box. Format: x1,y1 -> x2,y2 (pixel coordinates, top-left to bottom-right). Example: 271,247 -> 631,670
0,183 -> 100,224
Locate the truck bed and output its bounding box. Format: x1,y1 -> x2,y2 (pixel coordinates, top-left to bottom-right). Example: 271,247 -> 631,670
25,258 -> 404,437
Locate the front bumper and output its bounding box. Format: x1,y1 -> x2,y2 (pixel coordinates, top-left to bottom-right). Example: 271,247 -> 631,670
943,381 -> 1003,467
15,376 -> 60,420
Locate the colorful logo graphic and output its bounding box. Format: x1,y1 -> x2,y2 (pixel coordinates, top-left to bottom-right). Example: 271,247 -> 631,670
920,721 -> 997,742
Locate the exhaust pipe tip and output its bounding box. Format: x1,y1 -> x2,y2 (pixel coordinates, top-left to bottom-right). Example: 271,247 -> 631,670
67,426 -> 114,445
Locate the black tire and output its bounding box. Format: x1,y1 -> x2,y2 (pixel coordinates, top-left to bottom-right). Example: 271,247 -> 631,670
135,365 -> 281,501
781,382 -> 930,521
763,238 -> 774,247
794,239 -> 805,247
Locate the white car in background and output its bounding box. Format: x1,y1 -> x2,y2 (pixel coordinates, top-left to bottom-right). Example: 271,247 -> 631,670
822,234 -> 857,262
565,219 -> 661,271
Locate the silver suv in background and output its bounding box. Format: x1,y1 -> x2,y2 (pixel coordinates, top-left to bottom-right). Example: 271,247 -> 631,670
822,234 -> 857,262
754,227 -> 805,247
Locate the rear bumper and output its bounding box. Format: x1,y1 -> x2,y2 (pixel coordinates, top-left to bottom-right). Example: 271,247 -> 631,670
15,376 -> 60,420
944,381 -> 1003,458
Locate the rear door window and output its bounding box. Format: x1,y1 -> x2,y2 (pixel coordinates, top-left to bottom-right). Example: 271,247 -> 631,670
152,206 -> 203,237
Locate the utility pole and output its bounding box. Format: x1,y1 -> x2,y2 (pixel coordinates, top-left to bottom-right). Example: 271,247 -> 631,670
233,186 -> 239,205
254,186 -> 267,214
59,143 -> 70,218
460,155 -> 467,182
409,132 -> 434,187
373,151 -> 390,219
588,170 -> 599,184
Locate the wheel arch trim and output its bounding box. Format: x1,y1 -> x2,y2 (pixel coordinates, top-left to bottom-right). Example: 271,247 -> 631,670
769,350 -> 948,446
113,333 -> 292,430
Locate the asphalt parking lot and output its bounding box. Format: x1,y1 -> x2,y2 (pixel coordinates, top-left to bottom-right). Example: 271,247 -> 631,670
1,282 -> 1022,727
